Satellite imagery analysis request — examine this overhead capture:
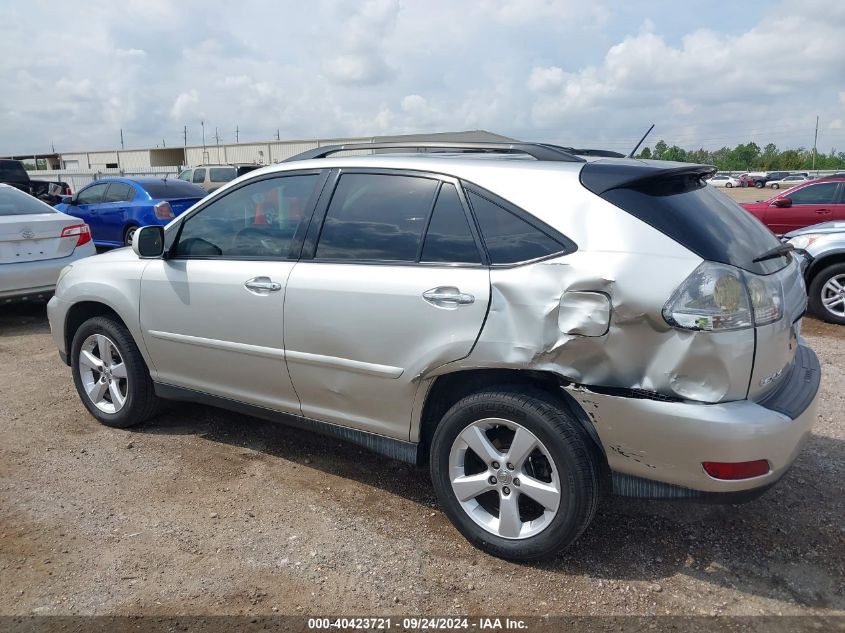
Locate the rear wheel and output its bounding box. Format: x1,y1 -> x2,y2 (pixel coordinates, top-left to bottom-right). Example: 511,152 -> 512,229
726,182 -> 733,188
71,316 -> 160,428
430,386 -> 600,560
771,183 -> 780,189
124,225 -> 138,246
808,263 -> 845,325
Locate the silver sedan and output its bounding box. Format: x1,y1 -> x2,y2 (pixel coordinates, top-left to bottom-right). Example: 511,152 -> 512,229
0,184 -> 96,302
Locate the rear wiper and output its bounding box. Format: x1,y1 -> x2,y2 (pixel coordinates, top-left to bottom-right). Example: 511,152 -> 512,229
752,243 -> 794,263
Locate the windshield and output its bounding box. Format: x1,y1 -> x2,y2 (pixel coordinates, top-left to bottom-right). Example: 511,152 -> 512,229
141,180 -> 207,199
0,160 -> 29,183
600,176 -> 788,274
0,186 -> 55,216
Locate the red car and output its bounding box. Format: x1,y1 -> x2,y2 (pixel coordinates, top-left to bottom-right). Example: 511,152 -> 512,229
740,177 -> 845,234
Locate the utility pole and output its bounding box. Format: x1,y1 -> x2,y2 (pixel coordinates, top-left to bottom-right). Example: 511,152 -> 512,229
201,120 -> 206,149
275,129 -> 280,141
183,125 -> 187,147
812,115 -> 819,173
120,128 -> 124,150
235,125 -> 239,143
162,139 -> 166,148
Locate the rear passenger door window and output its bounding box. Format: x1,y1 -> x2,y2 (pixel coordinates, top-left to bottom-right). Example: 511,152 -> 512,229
103,182 -> 134,203
315,173 -> 438,261
420,183 -> 481,264
192,168 -> 206,185
467,190 -> 567,264
174,174 -> 322,259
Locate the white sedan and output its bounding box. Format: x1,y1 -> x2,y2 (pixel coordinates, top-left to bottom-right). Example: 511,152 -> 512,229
708,174 -> 741,188
0,184 -> 96,302
769,174 -> 812,189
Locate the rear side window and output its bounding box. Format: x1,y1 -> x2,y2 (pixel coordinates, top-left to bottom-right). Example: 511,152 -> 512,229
420,183 -> 480,264
468,191 -> 567,264
0,186 -> 54,216
103,182 -> 134,202
192,168 -> 206,184
316,173 -> 438,261
210,167 -> 237,182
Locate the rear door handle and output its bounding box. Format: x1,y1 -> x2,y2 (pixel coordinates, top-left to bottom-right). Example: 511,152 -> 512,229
423,287 -> 475,306
815,209 -> 831,214
244,276 -> 282,294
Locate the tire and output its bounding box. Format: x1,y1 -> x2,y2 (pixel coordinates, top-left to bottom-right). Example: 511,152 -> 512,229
808,263 -> 845,325
755,181 -> 764,189
771,183 -> 779,189
726,182 -> 733,188
124,225 -> 138,246
429,386 -> 600,561
70,316 -> 160,428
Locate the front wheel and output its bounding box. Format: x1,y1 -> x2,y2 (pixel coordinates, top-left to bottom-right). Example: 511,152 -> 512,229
755,181 -> 764,189
726,182 -> 733,188
771,183 -> 780,189
71,316 -> 160,428
808,263 -> 845,325
429,387 -> 600,561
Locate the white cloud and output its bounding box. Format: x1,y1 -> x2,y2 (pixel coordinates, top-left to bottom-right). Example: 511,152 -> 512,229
170,89 -> 200,120
0,0 -> 843,154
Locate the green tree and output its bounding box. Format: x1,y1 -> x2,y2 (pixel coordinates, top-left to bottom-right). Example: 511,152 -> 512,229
637,146 -> 652,159
653,139 -> 668,160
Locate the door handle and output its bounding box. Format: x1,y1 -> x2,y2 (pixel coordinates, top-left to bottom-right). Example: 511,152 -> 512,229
244,276 -> 282,294
423,287 -> 475,306
815,209 -> 831,214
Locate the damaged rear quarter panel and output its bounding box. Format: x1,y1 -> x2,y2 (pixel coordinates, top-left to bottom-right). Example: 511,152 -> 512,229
425,164 -> 755,405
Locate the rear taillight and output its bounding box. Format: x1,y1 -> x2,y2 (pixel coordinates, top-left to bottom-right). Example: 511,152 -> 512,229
702,460 -> 770,480
60,224 -> 91,247
154,201 -> 175,220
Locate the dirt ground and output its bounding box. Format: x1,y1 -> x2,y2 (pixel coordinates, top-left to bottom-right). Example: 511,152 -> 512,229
0,301 -> 843,619
723,187 -> 778,204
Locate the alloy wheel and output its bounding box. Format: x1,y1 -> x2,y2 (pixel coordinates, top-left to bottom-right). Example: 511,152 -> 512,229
78,334 -> 129,413
448,418 -> 561,540
821,274 -> 845,318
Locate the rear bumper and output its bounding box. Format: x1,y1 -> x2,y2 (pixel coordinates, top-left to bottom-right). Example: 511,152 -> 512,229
567,343 -> 820,496
0,245 -> 95,301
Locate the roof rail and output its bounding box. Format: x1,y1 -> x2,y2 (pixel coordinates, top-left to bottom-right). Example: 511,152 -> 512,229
283,141 -> 587,163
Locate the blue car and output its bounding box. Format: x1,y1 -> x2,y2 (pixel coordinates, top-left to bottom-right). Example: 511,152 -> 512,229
54,177 -> 207,247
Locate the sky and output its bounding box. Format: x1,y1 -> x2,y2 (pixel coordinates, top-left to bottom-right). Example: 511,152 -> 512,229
1,0 -> 843,155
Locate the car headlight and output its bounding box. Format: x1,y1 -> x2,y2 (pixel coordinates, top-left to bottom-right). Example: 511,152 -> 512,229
663,262 -> 784,331
786,234 -> 821,251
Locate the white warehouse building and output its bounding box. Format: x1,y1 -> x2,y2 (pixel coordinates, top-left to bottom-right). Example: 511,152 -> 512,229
5,130 -> 515,190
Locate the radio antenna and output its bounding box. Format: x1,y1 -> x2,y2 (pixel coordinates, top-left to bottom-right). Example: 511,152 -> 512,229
628,123 -> 655,158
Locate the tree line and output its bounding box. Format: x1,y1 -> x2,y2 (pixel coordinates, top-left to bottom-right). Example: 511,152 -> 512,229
636,140 -> 845,171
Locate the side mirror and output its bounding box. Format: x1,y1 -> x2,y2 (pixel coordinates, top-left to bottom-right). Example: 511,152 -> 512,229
131,225 -> 165,258
772,196 -> 792,208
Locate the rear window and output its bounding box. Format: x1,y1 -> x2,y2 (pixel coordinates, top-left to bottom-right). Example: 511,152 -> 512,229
598,174 -> 786,274
0,160 -> 29,183
210,167 -> 237,182
0,186 -> 54,216
141,180 -> 207,199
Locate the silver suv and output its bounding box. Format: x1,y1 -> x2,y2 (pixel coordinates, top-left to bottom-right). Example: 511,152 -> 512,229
47,142 -> 820,560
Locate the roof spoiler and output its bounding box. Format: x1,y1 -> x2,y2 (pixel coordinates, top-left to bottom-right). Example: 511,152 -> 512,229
580,161 -> 718,195
284,141 -> 587,163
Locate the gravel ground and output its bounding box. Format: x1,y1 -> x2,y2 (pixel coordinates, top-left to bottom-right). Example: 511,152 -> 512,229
0,301 -> 843,619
